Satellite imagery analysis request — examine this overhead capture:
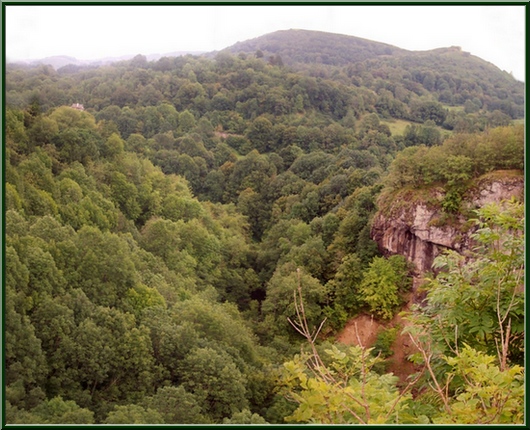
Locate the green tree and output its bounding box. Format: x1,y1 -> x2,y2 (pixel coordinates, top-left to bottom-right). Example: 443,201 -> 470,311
160,193 -> 204,222
410,100 -> 447,125
102,132 -> 125,158
280,346 -> 415,424
141,307 -> 199,382
237,187 -> 270,240
180,347 -> 248,421
52,128 -> 101,164
178,109 -> 196,133
246,115 -> 274,153
143,386 -> 208,424
73,307 -> 158,417
48,106 -> 97,131
5,183 -> 24,212
69,227 -> 138,307
5,252 -> 48,409
109,171 -> 141,221
433,346 -> 523,424
326,253 -> 364,315
126,133 -> 149,155
359,255 -> 410,320
223,409 -> 268,424
28,295 -> 78,398
104,404 -> 165,424
140,217 -> 196,275
124,283 -> 166,321
22,185 -> 59,217
440,154 -> 472,213
171,296 -> 260,366
14,236 -> 66,299
28,116 -> 59,147
6,107 -> 29,152
28,396 -> 95,424
402,200 -> 524,424
408,199 -> 524,365
262,266 -> 326,337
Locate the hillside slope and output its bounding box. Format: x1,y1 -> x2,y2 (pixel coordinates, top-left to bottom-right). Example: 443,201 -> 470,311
222,29 -> 523,118
224,28 -> 406,65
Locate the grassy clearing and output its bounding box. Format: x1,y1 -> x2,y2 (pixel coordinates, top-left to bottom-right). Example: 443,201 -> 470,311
443,104 -> 464,112
381,118 -> 452,140
380,119 -> 414,136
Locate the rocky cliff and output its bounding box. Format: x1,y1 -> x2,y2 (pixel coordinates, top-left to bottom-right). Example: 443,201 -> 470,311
371,172 -> 524,275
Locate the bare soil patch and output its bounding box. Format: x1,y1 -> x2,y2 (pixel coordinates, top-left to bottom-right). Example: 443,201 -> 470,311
385,312 -> 419,385
336,302 -> 420,385
336,313 -> 382,347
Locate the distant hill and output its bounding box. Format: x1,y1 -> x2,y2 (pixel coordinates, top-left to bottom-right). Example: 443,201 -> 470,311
5,28 -> 523,119
221,29 -> 518,80
9,51 -> 206,70
222,29 -> 407,66
219,29 -> 523,116
11,55 -> 85,69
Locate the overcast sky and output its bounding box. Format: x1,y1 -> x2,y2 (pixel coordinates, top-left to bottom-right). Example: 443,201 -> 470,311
5,4 -> 526,81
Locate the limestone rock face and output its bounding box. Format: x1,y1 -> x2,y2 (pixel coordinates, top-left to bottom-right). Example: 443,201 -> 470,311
371,204 -> 457,274
466,176 -> 524,209
371,175 -> 523,274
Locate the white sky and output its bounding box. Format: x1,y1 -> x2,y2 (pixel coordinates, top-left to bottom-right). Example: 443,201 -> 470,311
5,4 -> 526,81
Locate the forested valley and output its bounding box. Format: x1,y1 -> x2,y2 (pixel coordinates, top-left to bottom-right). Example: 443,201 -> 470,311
4,30 -> 525,424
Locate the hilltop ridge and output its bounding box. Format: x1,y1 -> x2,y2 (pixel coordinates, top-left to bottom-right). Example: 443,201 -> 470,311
223,28 -> 406,65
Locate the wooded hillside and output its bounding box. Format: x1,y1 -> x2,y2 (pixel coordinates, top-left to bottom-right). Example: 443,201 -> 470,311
4,30 -> 524,424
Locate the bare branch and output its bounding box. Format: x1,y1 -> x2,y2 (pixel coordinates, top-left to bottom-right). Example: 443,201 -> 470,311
287,268 -> 421,424
407,332 -> 452,414
384,367 -> 425,422
339,401 -> 366,424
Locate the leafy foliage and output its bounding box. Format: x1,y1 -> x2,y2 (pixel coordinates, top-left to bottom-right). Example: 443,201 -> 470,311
433,346 -> 524,424
359,255 -> 411,319
410,199 -> 524,364
383,125 -> 523,194
401,200 -> 524,423
277,279 -> 419,424
4,32 -> 524,424
279,346 -> 413,424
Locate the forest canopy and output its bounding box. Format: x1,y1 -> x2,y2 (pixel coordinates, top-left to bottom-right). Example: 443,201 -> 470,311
4,31 -> 525,424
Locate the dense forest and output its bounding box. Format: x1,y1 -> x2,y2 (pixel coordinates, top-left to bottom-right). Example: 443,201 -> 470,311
4,30 -> 525,424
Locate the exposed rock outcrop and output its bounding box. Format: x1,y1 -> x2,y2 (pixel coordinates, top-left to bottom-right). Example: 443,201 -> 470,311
372,204 -> 456,274
467,175 -> 524,208
371,173 -> 524,275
